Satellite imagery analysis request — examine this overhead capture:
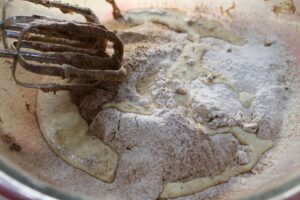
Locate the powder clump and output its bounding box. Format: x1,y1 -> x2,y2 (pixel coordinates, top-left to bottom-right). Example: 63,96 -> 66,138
70,8 -> 294,200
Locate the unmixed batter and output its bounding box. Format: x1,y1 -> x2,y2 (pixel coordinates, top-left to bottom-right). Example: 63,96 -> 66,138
36,8 -> 295,200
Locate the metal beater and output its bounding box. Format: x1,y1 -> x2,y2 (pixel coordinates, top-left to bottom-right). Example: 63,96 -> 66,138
0,0 -> 126,92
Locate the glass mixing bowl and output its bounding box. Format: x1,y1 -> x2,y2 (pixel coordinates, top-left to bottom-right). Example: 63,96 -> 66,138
0,0 -> 299,199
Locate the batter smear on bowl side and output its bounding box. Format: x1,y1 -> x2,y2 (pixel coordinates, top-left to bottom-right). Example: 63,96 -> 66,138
36,6 -> 295,200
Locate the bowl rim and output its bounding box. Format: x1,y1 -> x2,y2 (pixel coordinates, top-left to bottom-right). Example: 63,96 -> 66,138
0,157 -> 300,200
0,1 -> 300,199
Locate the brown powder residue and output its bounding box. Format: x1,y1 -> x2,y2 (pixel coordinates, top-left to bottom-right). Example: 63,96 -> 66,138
25,102 -> 31,112
160,129 -> 238,183
272,0 -> 296,15
1,133 -> 22,152
117,32 -> 148,44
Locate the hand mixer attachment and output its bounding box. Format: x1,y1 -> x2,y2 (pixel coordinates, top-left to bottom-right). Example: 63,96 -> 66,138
0,0 -> 126,92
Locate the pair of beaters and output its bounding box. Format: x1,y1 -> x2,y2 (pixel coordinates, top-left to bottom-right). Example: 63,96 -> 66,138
0,0 -> 126,92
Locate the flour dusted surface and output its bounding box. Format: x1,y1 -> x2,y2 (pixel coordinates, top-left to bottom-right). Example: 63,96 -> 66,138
74,9 -> 294,200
